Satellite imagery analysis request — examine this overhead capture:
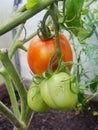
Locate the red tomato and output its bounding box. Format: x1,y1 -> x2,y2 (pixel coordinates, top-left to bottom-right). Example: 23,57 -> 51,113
27,33 -> 73,75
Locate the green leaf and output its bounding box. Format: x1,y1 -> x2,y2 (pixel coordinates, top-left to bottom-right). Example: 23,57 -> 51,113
80,40 -> 86,44
78,91 -> 86,107
90,76 -> 98,93
65,0 -> 84,33
26,0 -> 39,9
92,9 -> 98,24
81,9 -> 89,15
78,26 -> 95,41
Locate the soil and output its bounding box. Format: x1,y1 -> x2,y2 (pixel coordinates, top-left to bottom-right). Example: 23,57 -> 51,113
0,84 -> 98,130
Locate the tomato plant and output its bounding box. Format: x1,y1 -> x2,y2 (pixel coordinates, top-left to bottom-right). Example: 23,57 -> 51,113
0,0 -> 98,130
27,84 -> 49,112
40,72 -> 78,111
27,33 -> 73,75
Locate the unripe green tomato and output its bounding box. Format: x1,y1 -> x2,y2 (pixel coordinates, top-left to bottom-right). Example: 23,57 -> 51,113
40,72 -> 78,111
27,85 -> 49,112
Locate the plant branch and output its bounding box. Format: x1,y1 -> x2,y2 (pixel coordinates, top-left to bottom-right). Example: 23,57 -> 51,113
8,24 -> 24,59
1,18 -> 34,126
49,4 -> 61,53
84,0 -> 97,8
0,49 -> 28,122
22,31 -> 37,43
0,101 -> 24,129
0,0 -> 56,36
86,92 -> 98,103
0,68 -> 20,118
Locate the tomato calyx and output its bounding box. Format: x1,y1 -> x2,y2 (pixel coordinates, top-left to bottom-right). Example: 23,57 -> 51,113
37,21 -> 54,40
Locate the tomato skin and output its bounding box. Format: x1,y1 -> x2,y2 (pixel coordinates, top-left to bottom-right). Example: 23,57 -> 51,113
27,33 -> 73,75
27,85 -> 49,112
40,72 -> 78,111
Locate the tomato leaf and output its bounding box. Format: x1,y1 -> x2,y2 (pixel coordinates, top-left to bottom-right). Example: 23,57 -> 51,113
89,76 -> 98,93
65,0 -> 84,35
92,9 -> 98,24
26,0 -> 39,9
81,9 -> 89,15
78,26 -> 95,41
78,91 -> 86,107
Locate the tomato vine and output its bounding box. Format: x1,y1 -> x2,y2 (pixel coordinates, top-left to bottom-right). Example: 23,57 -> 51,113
0,0 -> 98,130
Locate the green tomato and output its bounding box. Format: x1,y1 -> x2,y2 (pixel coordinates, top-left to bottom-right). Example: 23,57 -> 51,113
27,84 -> 49,112
40,72 -> 78,111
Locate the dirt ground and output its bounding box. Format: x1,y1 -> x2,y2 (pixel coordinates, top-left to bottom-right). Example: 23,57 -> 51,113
0,84 -> 98,130
0,99 -> 98,130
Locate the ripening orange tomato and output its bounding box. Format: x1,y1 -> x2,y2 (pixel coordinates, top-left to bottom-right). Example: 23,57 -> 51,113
27,33 -> 73,75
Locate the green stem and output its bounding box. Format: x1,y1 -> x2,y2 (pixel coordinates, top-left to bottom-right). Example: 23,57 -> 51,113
37,10 -> 52,40
0,101 -> 24,129
1,18 -> 34,127
86,93 -> 98,103
0,0 -> 56,36
9,24 -> 24,59
49,4 -> 61,54
18,5 -> 26,12
22,31 -> 37,43
22,107 -> 33,127
84,0 -> 97,8
0,24 -> 31,126
0,49 -> 28,123
0,68 -> 20,118
76,51 -> 81,82
13,128 -> 26,130
9,29 -> 37,53
44,3 -> 61,74
63,0 -> 66,16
